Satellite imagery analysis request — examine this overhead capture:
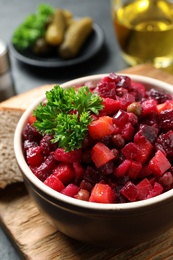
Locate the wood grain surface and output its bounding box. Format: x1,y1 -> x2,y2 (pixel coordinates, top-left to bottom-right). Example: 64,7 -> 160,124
1,64 -> 173,260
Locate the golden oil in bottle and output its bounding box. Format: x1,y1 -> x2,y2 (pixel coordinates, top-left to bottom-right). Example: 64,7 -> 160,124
112,0 -> 173,68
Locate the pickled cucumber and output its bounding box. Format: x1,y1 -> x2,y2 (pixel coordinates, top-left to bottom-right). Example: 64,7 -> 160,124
58,17 -> 93,59
45,9 -> 66,46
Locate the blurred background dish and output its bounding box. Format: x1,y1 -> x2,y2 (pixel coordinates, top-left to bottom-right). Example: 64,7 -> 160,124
10,23 -> 104,68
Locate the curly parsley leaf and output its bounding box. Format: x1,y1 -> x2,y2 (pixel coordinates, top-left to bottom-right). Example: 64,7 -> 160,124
12,4 -> 54,50
33,85 -> 103,151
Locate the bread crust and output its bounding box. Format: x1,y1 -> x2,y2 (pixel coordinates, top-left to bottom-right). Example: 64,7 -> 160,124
0,84 -> 54,188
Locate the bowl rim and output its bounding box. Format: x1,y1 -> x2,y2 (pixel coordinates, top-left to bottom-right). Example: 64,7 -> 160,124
14,73 -> 173,211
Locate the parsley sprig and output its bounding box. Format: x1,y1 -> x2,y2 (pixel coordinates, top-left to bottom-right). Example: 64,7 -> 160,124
33,85 -> 103,151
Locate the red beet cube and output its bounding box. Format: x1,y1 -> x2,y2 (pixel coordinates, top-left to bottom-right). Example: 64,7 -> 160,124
159,171 -> 173,188
54,148 -> 81,163
102,98 -> 120,115
120,181 -> 138,202
127,112 -> 138,126
121,122 -> 135,141
147,182 -> 163,199
159,109 -> 173,130
127,161 -> 142,179
53,163 -> 75,185
134,131 -> 153,164
89,183 -> 113,203
121,142 -> 140,160
114,159 -> 131,177
131,82 -> 146,99
61,183 -> 79,197
136,178 -> 153,200
88,116 -> 115,139
149,150 -> 171,176
141,99 -> 158,115
137,165 -> 153,178
44,174 -> 65,192
118,93 -> 135,110
73,162 -> 84,180
91,142 -> 115,168
26,146 -> 43,166
112,109 -> 129,128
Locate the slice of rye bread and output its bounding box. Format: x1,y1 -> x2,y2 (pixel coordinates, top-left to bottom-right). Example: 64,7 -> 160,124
0,84 -> 54,188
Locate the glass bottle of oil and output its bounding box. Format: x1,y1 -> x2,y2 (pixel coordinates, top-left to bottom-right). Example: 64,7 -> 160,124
111,0 -> 173,68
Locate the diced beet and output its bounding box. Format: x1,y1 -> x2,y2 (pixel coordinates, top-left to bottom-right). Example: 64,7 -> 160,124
127,112 -> 138,125
116,75 -> 131,89
81,148 -> 92,164
120,181 -> 138,202
23,140 -> 38,150
112,110 -> 129,128
147,88 -> 172,104
159,171 -> 173,188
88,116 -> 115,140
89,183 -> 113,203
22,123 -> 42,142
101,73 -> 131,89
99,160 -> 115,175
95,81 -> 116,99
117,93 -> 135,110
91,142 -> 115,168
61,183 -> 79,197
102,98 -> 120,115
134,131 -> 153,164
44,174 -> 65,192
40,135 -> 57,155
120,122 -> 134,141
149,150 -> 171,176
147,182 -> 163,199
136,178 -> 153,200
53,163 -> 75,185
137,164 -> 153,178
140,124 -> 158,144
159,109 -> 173,130
155,130 -> 173,160
31,154 -> 57,182
73,162 -> 84,180
127,161 -> 142,179
141,99 -> 158,116
121,142 -> 140,160
26,146 -> 44,166
114,159 -> 131,177
131,82 -> 146,100
140,112 -> 158,126
83,166 -> 100,185
54,148 -> 81,163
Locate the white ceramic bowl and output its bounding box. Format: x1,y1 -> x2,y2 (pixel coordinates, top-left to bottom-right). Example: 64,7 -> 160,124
14,74 -> 173,247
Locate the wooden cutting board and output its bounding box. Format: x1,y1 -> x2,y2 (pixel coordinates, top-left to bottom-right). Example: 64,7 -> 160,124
1,64 -> 173,260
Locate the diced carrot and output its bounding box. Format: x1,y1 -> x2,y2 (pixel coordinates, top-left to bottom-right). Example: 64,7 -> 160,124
157,100 -> 173,114
28,114 -> 37,125
88,116 -> 115,139
89,183 -> 113,203
91,142 -> 115,168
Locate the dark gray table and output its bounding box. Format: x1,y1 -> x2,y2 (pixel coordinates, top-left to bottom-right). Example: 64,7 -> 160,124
0,0 -> 128,259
